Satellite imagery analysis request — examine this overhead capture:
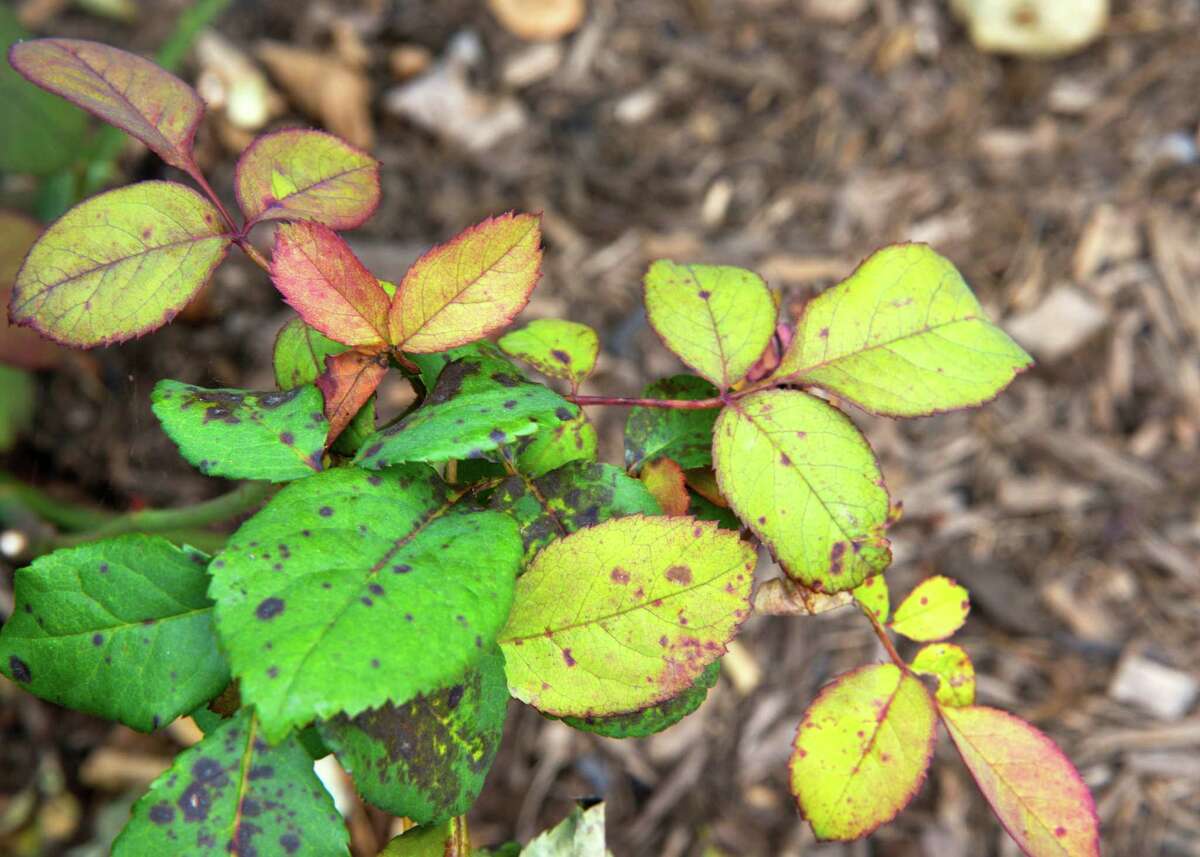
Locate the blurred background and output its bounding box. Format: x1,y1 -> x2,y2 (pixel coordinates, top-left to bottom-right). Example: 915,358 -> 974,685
1,0 -> 1199,855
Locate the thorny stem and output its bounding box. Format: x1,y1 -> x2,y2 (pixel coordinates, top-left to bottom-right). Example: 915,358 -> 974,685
861,601 -> 907,671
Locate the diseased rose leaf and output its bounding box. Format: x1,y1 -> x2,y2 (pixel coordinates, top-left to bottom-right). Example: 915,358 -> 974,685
0,535 -> 228,732
523,803 -> 607,857
774,244 -> 1033,416
789,664 -> 936,841
499,515 -> 753,717
318,646 -> 507,825
209,465 -> 521,741
9,39 -> 204,173
513,411 -> 598,478
683,467 -> 726,508
890,575 -> 969,642
389,213 -> 542,353
911,642 -> 975,707
561,661 -> 719,739
852,574 -> 890,623
643,260 -> 776,389
687,489 -> 742,531
713,389 -> 891,592
316,350 -> 388,446
624,375 -> 719,472
112,709 -> 348,857
10,181 -> 231,347
236,128 -> 380,230
151,380 -> 326,482
942,705 -> 1099,857
498,318 -> 599,387
379,818 -> 471,857
639,457 -> 690,516
270,222 -> 391,347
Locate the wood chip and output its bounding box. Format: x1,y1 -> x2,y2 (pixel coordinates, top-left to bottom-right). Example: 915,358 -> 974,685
1109,650 -> 1198,720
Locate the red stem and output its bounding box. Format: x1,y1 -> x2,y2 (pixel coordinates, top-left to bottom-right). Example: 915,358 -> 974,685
862,603 -> 907,670
567,395 -> 725,410
188,165 -> 241,236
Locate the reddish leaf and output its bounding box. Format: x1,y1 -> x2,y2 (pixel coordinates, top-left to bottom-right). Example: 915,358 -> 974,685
317,349 -> 388,445
270,222 -> 391,347
640,458 -> 690,516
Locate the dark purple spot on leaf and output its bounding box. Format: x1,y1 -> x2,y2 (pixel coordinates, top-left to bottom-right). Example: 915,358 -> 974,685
149,802 -> 174,824
369,583 -> 384,596
562,649 -> 576,667
92,633 -> 104,646
447,685 -> 465,708
279,431 -> 294,445
256,598 -> 285,620
551,349 -> 571,364
318,506 -> 333,517
8,656 -> 31,683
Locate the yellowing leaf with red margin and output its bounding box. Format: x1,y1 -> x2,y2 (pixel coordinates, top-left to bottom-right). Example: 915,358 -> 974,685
942,705 -> 1099,857
790,664 -> 936,841
640,458 -> 689,516
317,349 -> 388,445
911,642 -> 974,707
890,575 -> 969,642
270,221 -> 391,347
236,129 -> 381,230
499,515 -> 753,718
389,213 -> 542,353
9,39 -> 204,173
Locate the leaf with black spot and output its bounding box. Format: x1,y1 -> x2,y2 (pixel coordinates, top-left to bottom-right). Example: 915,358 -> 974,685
151,380 -> 327,482
319,646 -> 508,825
560,661 -> 719,739
624,375 -> 720,472
112,708 -> 348,857
0,535 -> 229,732
513,411 -> 598,478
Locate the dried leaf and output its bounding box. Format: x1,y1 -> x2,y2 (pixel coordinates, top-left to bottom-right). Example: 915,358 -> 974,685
640,457 -> 690,516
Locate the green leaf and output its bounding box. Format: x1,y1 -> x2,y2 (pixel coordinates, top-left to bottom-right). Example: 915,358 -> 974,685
513,411 -> 598,478
9,181 -> 232,347
852,574 -> 889,623
355,347 -> 577,469
209,465 -> 522,741
498,319 -> 599,387
523,803 -> 607,857
941,705 -> 1099,857
0,535 -> 229,732
236,128 -> 380,230
379,818 -> 470,856
643,260 -> 776,389
890,575 -> 969,642
624,375 -> 719,472
319,646 -> 508,825
488,461 -> 661,562
389,213 -> 542,353
773,244 -> 1033,416
789,664 -> 936,841
688,489 -> 741,531
0,365 -> 35,452
499,515 -> 753,717
9,39 -> 204,173
911,642 -> 974,707
151,380 -> 326,482
561,661 -> 719,739
112,709 -> 349,857
713,389 -> 890,592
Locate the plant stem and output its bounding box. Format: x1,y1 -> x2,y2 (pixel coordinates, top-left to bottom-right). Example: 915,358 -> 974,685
567,394 -> 725,410
237,239 -> 272,274
861,602 -> 907,670
0,476 -> 113,532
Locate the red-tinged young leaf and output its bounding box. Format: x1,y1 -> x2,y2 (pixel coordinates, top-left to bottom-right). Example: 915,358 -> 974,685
942,705 -> 1100,857
1,212 -> 60,369
640,457 -> 690,516
790,664 -> 937,841
389,213 -> 542,352
317,349 -> 389,445
271,221 -> 391,346
911,642 -> 974,707
890,575 -> 969,642
8,39 -> 204,173
10,181 -> 231,347
236,128 -> 381,230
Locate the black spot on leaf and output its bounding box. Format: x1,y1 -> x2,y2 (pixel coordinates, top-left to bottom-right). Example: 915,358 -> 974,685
256,598 -> 285,620
149,802 -> 174,824
8,656 -> 31,683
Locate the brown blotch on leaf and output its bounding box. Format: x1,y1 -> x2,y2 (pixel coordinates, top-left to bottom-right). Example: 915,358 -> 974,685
666,565 -> 693,585
610,567 -> 630,584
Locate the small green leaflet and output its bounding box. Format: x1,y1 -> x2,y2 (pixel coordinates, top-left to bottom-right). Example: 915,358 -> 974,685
498,319 -> 599,388
773,244 -> 1033,416
209,465 -> 521,741
852,574 -> 889,623
624,375 -> 719,472
151,381 -> 326,482
318,646 -> 508,825
500,515 -> 753,718
0,535 -> 228,732
355,348 -> 577,469
713,389 -> 891,592
911,642 -> 975,707
561,661 -> 719,739
890,575 -> 969,642
789,664 -> 936,841
112,709 -> 349,857
379,818 -> 470,856
513,411 -> 598,478
643,261 -> 776,389
523,803 -> 609,857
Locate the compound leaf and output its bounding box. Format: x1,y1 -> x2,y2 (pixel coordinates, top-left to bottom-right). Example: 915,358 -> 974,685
9,38 -> 204,173
10,181 -> 231,347
236,128 -> 380,230
911,642 -> 974,707
942,705 -> 1100,857
513,411 -> 598,478
112,709 -> 348,857
643,260 -> 776,389
890,575 -> 969,642
624,375 -> 719,472
316,350 -> 388,445
389,213 -> 542,353
270,222 -> 390,347
639,457 -> 689,516
151,381 -> 326,482
209,465 -> 521,742
499,515 -> 753,717
852,574 -> 889,623
713,389 -> 891,592
774,244 -> 1033,416
0,535 -> 228,732
561,660 -> 719,739
498,319 -> 599,387
318,646 -> 508,825
789,664 -> 936,841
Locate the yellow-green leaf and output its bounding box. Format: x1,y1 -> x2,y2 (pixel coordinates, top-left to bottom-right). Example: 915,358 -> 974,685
852,574 -> 889,623
389,213 -> 542,352
789,664 -> 936,841
911,642 -> 974,707
10,181 -> 231,347
712,389 -> 891,592
499,515 -> 753,717
942,705 -> 1099,857
774,244 -> 1033,416
498,318 -> 599,388
643,260 -> 776,389
890,575 -> 969,642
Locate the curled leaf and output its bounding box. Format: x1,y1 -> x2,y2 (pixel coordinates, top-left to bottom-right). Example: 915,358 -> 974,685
561,661 -> 720,739
890,575 -> 969,642
752,577 -> 853,617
